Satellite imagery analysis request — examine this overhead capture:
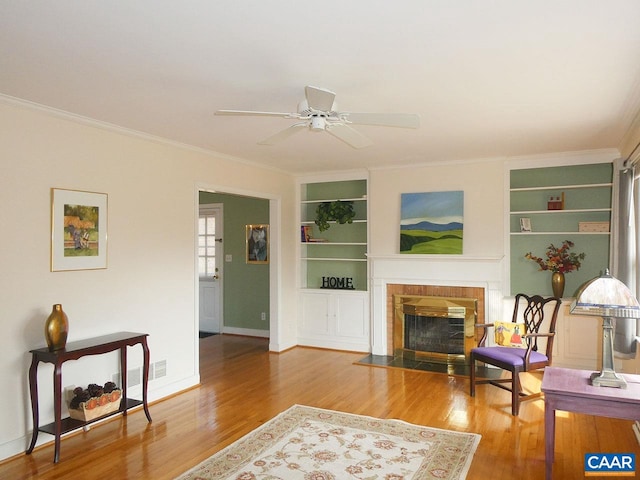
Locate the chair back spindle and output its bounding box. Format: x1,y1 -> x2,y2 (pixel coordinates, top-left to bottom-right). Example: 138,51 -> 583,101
513,293 -> 560,359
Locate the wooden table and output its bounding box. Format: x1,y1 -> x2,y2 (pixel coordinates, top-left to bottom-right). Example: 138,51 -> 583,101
26,332 -> 152,463
542,366 -> 640,480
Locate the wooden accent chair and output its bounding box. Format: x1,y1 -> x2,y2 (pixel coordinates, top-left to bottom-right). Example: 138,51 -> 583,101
469,293 -> 561,416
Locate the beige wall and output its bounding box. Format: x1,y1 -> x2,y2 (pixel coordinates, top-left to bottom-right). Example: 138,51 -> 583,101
369,160 -> 505,257
0,100 -> 297,459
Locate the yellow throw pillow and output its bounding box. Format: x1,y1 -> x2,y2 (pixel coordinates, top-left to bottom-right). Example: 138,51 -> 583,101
494,321 -> 526,348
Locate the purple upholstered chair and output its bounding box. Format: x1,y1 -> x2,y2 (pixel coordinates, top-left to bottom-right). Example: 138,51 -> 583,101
469,293 -> 561,416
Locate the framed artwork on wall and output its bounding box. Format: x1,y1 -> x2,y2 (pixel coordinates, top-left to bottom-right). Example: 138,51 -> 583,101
246,224 -> 269,264
51,188 -> 108,271
399,190 -> 464,254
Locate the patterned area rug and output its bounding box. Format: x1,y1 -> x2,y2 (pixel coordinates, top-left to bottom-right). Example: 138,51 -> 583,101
176,405 -> 480,480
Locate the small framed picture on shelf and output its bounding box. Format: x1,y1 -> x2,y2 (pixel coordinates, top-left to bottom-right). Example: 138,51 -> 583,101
520,217 -> 532,233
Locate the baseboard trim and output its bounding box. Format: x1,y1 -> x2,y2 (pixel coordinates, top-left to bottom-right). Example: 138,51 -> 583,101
222,327 -> 269,338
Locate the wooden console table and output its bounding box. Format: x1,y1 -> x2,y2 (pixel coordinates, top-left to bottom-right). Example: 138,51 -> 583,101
26,332 -> 152,463
542,366 -> 640,480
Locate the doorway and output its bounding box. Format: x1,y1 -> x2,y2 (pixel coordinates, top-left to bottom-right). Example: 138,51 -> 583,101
198,204 -> 223,334
196,187 -> 278,356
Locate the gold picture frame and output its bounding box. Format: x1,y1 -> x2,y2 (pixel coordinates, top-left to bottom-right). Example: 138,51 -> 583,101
246,224 -> 269,264
51,188 -> 108,271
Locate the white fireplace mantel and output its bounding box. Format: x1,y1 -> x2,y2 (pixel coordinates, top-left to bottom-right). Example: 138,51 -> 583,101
369,254 -> 505,355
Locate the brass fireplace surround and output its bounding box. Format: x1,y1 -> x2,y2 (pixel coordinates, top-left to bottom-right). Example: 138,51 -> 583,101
393,295 -> 478,365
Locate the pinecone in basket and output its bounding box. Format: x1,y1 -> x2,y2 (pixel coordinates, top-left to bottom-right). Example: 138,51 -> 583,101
69,381 -> 120,409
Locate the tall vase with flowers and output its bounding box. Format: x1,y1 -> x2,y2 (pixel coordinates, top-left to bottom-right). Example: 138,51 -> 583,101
524,240 -> 586,298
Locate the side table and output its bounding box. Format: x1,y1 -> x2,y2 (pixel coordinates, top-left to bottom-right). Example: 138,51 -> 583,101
542,366 -> 640,480
26,332 -> 153,463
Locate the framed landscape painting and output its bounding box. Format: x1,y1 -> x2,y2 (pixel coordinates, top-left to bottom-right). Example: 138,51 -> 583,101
51,188 -> 108,271
400,191 -> 463,254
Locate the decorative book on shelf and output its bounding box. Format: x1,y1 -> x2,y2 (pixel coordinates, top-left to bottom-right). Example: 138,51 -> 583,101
301,225 -> 312,242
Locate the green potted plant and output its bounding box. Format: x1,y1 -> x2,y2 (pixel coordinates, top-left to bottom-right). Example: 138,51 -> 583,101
315,201 -> 356,232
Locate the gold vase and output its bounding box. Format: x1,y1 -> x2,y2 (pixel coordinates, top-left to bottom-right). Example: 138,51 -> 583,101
551,272 -> 565,298
45,304 -> 68,351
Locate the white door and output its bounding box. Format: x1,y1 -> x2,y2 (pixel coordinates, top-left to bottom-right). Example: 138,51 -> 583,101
198,204 -> 223,333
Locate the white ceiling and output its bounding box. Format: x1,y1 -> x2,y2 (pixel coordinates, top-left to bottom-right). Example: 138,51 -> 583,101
2,1 -> 640,174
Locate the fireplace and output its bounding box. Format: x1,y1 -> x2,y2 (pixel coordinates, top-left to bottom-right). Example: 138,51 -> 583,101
370,255 -> 501,359
385,285 -> 485,350
394,295 -> 478,365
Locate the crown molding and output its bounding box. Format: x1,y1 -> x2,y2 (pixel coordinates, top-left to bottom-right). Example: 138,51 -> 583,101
0,93 -> 291,176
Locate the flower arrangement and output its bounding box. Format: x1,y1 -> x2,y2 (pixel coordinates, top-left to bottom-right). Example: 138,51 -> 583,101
525,240 -> 586,274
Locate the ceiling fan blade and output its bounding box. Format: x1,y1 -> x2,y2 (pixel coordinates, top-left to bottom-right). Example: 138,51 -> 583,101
305,86 -> 336,112
325,123 -> 373,149
215,109 -> 292,118
342,112 -> 420,129
258,122 -> 307,145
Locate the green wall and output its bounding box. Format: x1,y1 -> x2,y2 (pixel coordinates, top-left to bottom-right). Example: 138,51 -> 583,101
199,191 -> 269,333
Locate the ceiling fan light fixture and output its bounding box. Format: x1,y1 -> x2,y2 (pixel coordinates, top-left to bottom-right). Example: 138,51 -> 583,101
310,116 -> 326,131
217,85 -> 419,148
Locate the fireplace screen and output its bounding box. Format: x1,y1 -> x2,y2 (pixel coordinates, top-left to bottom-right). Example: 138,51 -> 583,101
394,295 -> 478,365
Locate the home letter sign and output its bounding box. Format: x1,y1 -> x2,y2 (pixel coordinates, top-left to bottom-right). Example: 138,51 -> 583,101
321,276 -> 355,290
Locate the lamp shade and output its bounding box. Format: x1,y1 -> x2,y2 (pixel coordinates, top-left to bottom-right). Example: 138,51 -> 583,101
570,269 -> 640,318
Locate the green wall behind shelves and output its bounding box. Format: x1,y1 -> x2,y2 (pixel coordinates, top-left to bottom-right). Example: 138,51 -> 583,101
303,221 -> 367,243
510,211 -> 611,233
306,261 -> 368,290
510,186 -> 612,212
302,244 -> 367,259
303,179 -> 367,201
510,163 -> 613,188
511,235 -> 609,297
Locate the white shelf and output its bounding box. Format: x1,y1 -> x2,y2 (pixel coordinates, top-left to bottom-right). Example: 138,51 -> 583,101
301,219 -> 367,225
302,288 -> 366,293
302,242 -> 367,246
511,208 -> 611,215
510,182 -> 612,192
301,197 -> 367,204
302,257 -> 367,262
510,232 -> 610,236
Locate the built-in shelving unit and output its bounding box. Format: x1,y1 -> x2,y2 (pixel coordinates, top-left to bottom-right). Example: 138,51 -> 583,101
509,162 -> 613,297
297,176 -> 370,352
300,179 -> 368,291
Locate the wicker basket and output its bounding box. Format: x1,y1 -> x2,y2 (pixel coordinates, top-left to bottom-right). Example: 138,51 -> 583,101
68,390 -> 122,422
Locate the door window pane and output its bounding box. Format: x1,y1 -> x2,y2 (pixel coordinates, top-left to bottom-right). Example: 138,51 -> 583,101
199,214 -> 216,276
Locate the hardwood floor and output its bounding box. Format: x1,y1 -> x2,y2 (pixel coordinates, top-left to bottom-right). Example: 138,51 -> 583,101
2,334 -> 639,479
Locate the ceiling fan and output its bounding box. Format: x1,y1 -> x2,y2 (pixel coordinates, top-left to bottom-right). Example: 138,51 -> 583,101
215,86 -> 420,149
